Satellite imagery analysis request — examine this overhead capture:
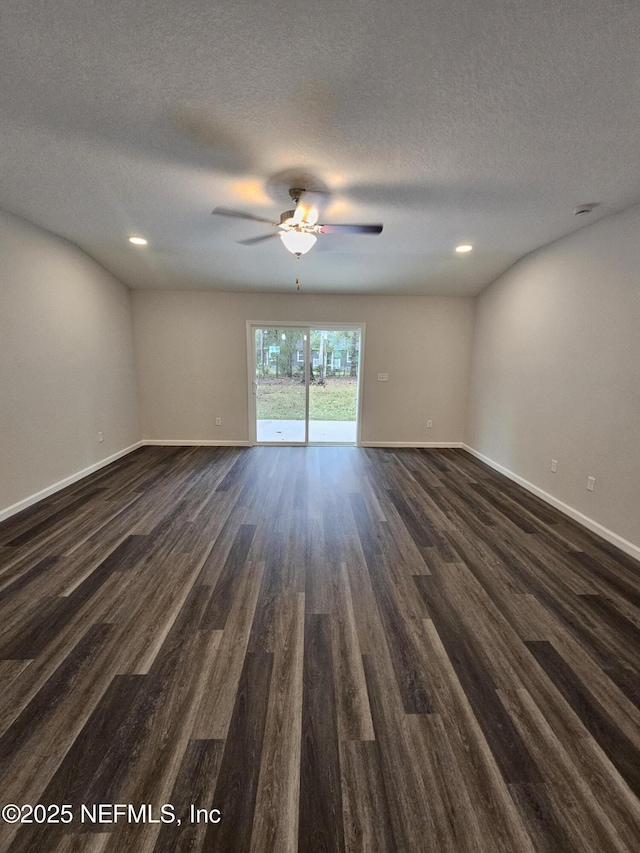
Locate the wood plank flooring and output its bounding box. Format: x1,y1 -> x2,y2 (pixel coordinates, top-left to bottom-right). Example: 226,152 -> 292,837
0,445 -> 639,852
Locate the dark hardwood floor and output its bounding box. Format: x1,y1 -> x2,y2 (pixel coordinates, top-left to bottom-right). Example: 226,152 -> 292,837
0,445 -> 639,852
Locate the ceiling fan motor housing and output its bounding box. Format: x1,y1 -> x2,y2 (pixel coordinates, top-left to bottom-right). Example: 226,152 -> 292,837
289,187 -> 305,204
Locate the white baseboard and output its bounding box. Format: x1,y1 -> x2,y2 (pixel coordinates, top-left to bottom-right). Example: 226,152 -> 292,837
0,441 -> 143,523
360,441 -> 463,448
462,445 -> 640,563
142,439 -> 251,447
147,439 -> 461,449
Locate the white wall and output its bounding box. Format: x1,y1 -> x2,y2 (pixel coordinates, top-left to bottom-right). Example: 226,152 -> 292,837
132,291 -> 474,445
0,212 -> 139,515
466,204 -> 640,553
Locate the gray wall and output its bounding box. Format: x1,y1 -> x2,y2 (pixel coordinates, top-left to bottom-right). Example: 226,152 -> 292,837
132,291 -> 474,445
466,204 -> 640,551
0,212 -> 139,514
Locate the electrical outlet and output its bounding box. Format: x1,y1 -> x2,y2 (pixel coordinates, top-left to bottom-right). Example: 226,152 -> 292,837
551,459 -> 558,472
587,476 -> 596,492
215,418 -> 222,426
97,432 -> 104,442
427,420 -> 433,428
377,373 -> 388,382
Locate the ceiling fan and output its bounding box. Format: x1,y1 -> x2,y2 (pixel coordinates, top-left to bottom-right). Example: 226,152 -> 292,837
212,188 -> 383,257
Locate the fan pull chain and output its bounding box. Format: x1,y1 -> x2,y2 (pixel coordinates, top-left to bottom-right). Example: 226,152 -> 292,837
296,276 -> 300,291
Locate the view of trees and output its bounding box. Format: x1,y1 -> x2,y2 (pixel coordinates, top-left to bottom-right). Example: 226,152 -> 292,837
255,329 -> 360,381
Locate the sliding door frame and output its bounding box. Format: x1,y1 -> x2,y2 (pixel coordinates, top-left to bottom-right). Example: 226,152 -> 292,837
246,321 -> 366,446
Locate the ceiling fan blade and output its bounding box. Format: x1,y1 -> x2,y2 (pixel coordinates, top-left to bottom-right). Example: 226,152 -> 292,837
318,224 -> 383,235
212,207 -> 277,226
237,232 -> 280,245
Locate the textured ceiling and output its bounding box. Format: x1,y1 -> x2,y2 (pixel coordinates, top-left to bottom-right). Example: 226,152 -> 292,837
1,0 -> 639,295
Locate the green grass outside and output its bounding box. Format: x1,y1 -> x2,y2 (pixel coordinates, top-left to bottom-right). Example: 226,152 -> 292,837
256,379 -> 357,421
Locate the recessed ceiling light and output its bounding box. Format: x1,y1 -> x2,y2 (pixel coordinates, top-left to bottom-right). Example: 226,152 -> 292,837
128,236 -> 148,246
455,244 -> 473,253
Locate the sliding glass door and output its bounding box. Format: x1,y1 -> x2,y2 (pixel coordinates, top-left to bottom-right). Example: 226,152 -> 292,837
253,327 -> 308,444
307,328 -> 359,443
249,323 -> 362,446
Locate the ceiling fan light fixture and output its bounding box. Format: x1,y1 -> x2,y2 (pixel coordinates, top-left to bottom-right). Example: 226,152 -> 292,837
279,229 -> 317,255
128,236 -> 148,246
455,244 -> 473,253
